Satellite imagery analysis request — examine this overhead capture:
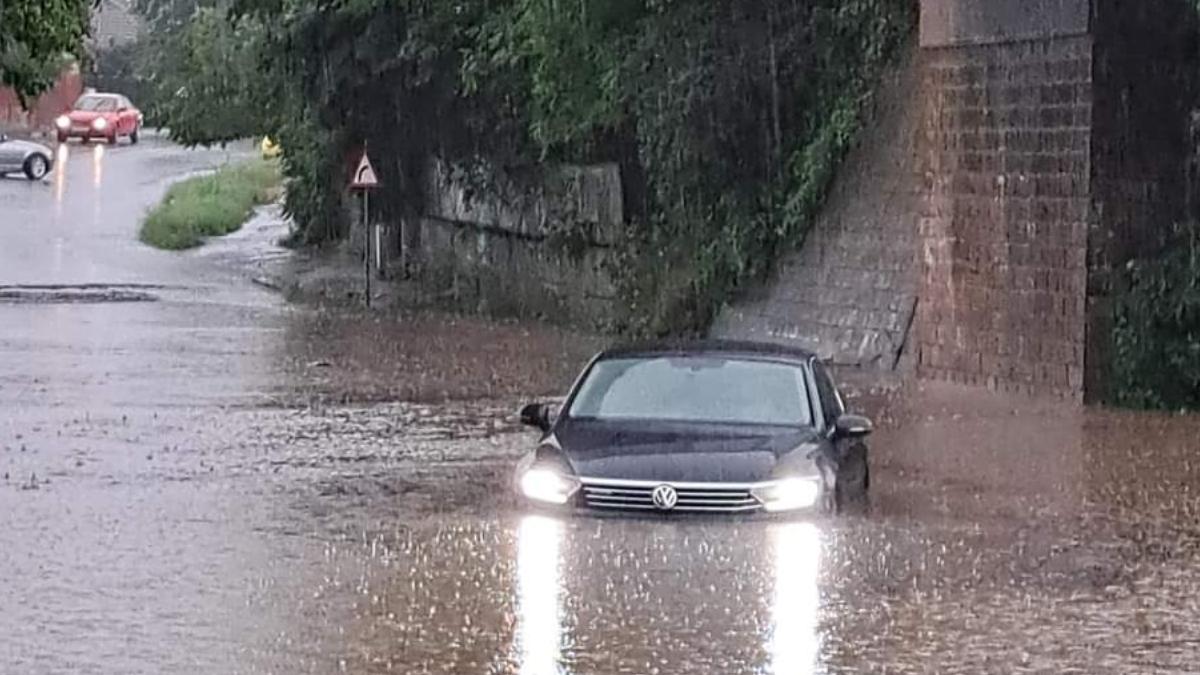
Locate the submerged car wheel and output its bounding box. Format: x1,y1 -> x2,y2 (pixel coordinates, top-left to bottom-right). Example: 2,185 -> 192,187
23,154 -> 49,181
834,445 -> 870,510
130,127 -> 140,145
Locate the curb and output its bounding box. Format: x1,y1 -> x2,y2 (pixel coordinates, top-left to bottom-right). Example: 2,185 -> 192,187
250,276 -> 283,292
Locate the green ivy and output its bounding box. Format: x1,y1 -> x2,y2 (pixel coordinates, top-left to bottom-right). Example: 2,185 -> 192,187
1112,223 -> 1200,410
606,0 -> 915,335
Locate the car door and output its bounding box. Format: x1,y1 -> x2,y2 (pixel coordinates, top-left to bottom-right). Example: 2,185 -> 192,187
811,359 -> 868,481
0,139 -> 21,172
115,97 -> 131,134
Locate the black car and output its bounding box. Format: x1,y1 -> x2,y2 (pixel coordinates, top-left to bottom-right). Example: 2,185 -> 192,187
514,340 -> 873,515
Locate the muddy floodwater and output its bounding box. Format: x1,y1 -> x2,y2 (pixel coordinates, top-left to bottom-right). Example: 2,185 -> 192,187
4,138 -> 1200,673
4,303 -> 1199,674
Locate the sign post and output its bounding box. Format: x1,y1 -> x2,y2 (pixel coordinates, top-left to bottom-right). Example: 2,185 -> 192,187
351,147 -> 381,308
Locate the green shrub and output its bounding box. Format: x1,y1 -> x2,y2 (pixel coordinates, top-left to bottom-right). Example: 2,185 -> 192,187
1112,223 -> 1200,410
140,159 -> 282,250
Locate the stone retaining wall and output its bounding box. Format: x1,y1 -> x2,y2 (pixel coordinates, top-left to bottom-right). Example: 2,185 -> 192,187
405,161 -> 622,329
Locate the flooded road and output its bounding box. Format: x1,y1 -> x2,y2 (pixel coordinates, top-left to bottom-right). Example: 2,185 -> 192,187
3,139 -> 1200,673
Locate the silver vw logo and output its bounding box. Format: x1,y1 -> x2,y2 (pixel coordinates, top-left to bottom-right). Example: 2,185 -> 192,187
651,485 -> 678,510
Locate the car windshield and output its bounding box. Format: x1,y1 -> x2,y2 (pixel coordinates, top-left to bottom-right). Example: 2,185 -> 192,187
75,96 -> 119,112
568,356 -> 813,427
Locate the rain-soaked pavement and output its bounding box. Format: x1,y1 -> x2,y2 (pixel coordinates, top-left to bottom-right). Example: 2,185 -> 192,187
3,137 -> 1200,673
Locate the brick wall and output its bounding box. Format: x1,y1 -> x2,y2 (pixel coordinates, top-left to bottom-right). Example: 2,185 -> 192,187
0,65 -> 83,135
1091,0 -> 1195,270
916,36 -> 1093,397
921,0 -> 1089,47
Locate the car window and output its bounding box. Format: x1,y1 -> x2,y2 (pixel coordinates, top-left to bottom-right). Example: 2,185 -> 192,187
812,361 -> 844,426
568,356 -> 813,427
76,96 -> 118,112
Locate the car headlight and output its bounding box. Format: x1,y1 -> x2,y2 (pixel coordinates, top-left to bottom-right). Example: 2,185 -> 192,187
752,478 -> 821,512
519,467 -> 580,505
92,118 -> 109,130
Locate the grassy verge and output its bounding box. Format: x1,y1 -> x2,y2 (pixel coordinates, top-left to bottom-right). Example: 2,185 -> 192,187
140,158 -> 282,250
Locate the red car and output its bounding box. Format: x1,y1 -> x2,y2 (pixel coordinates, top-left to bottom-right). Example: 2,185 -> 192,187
55,93 -> 144,145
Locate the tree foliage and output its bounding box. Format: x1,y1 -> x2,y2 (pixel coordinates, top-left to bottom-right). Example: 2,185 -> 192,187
137,6 -> 271,145
1112,223 -> 1200,410
0,0 -> 95,99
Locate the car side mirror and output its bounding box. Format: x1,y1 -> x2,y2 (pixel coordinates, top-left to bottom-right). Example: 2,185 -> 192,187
834,414 -> 873,439
519,403 -> 555,432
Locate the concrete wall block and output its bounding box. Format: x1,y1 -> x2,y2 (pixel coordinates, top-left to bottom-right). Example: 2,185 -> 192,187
424,160 -> 623,244
412,210 -> 616,329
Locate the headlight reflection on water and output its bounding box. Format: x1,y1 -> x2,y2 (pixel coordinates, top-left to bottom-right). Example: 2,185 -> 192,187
510,516 -> 819,675
768,522 -> 822,675
515,515 -> 567,675
54,143 -> 69,214
92,143 -> 105,189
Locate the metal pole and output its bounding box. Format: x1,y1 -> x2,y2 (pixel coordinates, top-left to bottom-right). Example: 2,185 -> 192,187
375,223 -> 383,279
364,189 -> 372,308
399,217 -> 408,280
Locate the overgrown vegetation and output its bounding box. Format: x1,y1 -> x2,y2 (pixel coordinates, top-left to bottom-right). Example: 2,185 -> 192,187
139,158 -> 281,250
0,0 -> 95,100
1112,223 -> 1200,410
132,0 -> 915,333
1106,2 -> 1200,411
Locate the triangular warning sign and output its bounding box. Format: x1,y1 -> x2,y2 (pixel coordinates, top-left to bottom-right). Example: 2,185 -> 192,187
352,152 -> 380,189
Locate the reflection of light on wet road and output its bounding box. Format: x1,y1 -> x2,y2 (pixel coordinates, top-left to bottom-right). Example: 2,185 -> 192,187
53,144 -> 69,216
92,144 -> 105,188
516,515 -> 566,675
92,144 -> 105,226
52,236 -> 65,275
768,523 -> 822,675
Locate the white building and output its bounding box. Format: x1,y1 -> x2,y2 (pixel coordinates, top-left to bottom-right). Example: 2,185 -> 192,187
91,0 -> 143,50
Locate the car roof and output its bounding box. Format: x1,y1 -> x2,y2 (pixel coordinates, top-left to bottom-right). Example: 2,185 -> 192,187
597,339 -> 816,363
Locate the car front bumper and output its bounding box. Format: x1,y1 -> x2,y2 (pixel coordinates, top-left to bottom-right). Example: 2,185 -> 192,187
522,476 -> 830,517
58,125 -> 113,139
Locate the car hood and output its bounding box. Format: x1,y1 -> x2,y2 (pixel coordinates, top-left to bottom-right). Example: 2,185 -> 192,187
66,110 -> 115,122
555,420 -> 822,484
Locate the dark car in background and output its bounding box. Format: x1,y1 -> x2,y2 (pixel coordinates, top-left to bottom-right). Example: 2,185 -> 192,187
514,340 -> 873,516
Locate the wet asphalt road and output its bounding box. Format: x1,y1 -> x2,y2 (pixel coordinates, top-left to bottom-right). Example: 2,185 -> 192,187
3,137 -> 1200,674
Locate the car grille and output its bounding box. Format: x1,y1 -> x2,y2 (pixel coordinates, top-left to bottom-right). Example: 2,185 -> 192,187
579,479 -> 763,513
